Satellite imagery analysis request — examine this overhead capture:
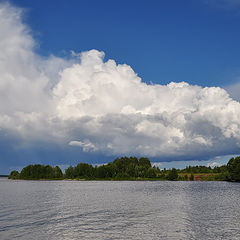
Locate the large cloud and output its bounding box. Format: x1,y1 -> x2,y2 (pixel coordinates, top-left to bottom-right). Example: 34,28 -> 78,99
0,3 -> 72,140
0,2 -> 240,162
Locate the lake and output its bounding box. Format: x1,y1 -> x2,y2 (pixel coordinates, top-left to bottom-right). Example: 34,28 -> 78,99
0,178 -> 240,239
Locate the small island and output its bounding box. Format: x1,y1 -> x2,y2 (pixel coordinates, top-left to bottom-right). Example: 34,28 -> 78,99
8,156 -> 240,182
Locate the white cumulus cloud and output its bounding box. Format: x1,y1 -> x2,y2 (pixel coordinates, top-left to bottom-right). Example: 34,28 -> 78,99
0,2 -> 240,161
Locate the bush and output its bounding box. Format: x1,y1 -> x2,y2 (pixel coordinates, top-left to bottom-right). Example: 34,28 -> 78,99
167,168 -> 178,180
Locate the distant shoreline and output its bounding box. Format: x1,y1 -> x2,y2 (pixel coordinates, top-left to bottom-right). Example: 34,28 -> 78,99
8,156 -> 240,182
8,175 -> 224,181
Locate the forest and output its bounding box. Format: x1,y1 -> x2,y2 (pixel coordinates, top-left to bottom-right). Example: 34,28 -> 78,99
8,156 -> 240,182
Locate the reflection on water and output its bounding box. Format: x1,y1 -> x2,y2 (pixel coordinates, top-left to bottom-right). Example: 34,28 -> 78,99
1,178 -> 240,239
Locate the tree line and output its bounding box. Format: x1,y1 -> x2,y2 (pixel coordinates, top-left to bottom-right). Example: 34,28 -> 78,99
8,156 -> 240,182
9,164 -> 63,180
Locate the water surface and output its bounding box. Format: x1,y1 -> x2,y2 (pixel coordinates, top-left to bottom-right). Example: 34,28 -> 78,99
1,178 -> 240,239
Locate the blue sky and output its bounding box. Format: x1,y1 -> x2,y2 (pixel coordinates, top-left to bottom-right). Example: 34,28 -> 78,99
10,0 -> 240,87
1,0 -> 240,173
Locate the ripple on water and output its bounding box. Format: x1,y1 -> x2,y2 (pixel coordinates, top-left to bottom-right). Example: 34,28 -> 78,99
1,179 -> 240,239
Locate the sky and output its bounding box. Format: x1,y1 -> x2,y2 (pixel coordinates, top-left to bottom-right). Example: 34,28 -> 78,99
1,0 -> 240,174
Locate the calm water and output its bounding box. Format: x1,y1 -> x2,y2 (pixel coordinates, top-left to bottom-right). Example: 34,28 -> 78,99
1,178 -> 240,240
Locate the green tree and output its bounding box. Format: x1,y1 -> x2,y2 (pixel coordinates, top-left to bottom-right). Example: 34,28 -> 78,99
190,173 -> 194,181
45,165 -> 54,178
136,165 -> 146,177
96,165 -> 108,178
167,168 -> 178,180
146,167 -> 157,178
20,164 -> 44,179
54,166 -> 63,178
74,163 -> 94,178
138,157 -> 151,168
227,156 -> 240,181
65,165 -> 74,178
9,170 -> 19,179
18,164 -> 62,179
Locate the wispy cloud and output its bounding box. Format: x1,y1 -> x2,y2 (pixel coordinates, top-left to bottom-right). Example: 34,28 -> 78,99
69,140 -> 98,152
